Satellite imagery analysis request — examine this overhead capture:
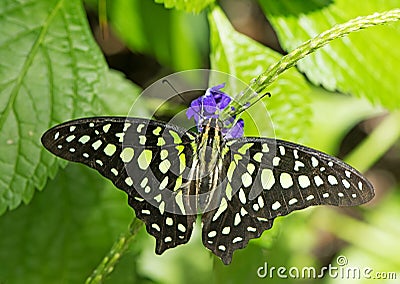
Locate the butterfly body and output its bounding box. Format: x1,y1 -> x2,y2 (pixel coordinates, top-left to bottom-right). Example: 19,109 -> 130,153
190,118 -> 224,213
42,116 -> 374,264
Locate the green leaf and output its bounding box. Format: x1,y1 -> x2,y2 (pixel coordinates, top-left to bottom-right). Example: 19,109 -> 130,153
154,0 -> 215,13
0,163 -> 135,283
109,0 -> 208,71
208,7 -> 312,142
259,0 -> 400,109
0,0 -> 144,214
0,0 -> 104,213
99,69 -> 144,116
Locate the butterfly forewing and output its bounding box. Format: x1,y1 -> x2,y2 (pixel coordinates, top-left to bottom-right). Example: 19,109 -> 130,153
41,117 -> 197,253
201,137 -> 374,264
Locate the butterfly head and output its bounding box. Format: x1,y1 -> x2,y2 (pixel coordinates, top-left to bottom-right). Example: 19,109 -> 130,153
186,83 -> 244,139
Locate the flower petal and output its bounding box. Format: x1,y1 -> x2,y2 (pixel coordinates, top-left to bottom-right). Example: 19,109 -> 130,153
186,83 -> 245,138
202,95 -> 218,114
218,94 -> 231,109
209,82 -> 226,92
224,118 -> 244,139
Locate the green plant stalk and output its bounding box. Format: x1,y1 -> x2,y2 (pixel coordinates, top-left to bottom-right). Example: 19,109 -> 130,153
98,0 -> 108,39
85,218 -> 144,284
223,8 -> 400,119
313,208 -> 400,267
344,111 -> 400,172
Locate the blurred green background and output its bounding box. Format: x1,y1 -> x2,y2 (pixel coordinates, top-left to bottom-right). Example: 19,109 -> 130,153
0,0 -> 399,283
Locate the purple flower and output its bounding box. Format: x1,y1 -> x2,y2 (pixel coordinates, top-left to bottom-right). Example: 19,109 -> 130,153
186,83 -> 244,138
224,117 -> 244,139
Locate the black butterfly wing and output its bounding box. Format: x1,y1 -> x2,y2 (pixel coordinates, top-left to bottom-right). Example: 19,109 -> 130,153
201,137 -> 374,264
41,117 -> 198,254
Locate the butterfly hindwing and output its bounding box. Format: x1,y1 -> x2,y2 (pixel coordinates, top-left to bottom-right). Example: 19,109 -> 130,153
41,117 -> 197,253
201,184 -> 274,265
201,137 -> 374,264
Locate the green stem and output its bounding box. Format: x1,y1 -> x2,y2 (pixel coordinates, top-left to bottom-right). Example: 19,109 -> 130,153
224,9 -> 400,118
85,218 -> 144,284
344,111 -> 400,172
313,208 -> 400,267
98,0 -> 108,39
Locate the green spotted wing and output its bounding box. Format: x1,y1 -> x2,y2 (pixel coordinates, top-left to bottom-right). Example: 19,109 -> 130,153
41,117 -> 197,254
201,138 -> 374,264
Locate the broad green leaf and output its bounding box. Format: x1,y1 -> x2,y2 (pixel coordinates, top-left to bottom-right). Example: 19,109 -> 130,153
0,0 -> 144,214
154,0 -> 215,13
99,69 -> 144,116
208,7 -> 312,142
0,0 -> 104,213
109,0 -> 208,71
259,0 -> 400,109
0,164 -> 135,283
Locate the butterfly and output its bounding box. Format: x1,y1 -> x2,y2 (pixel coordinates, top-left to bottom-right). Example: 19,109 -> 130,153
41,83 -> 374,264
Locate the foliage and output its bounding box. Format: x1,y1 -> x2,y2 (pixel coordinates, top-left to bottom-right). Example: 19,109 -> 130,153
0,0 -> 399,283
260,0 -> 400,109
108,0 -> 209,71
208,6 -> 312,141
154,0 -> 215,13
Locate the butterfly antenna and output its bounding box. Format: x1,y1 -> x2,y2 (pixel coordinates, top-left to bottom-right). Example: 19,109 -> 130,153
162,79 -> 188,105
162,79 -> 206,121
231,91 -> 272,118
